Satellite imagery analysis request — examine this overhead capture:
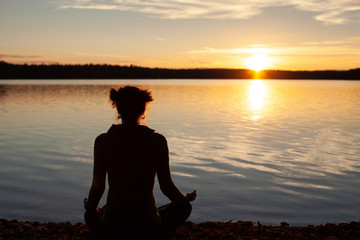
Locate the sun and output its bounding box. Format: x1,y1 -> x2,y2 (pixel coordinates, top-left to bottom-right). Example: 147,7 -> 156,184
245,54 -> 273,71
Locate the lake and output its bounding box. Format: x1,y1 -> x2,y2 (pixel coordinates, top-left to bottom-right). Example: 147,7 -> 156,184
0,79 -> 359,226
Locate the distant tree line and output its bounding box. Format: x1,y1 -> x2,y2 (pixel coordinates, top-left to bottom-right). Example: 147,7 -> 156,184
0,61 -> 359,80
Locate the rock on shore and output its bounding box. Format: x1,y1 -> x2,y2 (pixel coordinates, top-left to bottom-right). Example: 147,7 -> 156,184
1,218 -> 360,239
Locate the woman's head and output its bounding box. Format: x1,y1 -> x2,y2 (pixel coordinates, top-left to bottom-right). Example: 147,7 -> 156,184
109,86 -> 153,121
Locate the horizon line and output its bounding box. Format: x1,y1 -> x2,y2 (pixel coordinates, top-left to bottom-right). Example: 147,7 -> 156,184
1,61 -> 359,72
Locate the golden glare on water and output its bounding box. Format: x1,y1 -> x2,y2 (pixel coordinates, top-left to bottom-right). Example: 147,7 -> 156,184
245,54 -> 273,71
248,80 -> 267,120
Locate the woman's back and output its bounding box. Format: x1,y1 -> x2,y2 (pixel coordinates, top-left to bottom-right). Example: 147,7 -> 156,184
98,124 -> 165,229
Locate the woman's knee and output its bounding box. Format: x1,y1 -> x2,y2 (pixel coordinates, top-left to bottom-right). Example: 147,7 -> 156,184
180,201 -> 192,220
84,210 -> 98,226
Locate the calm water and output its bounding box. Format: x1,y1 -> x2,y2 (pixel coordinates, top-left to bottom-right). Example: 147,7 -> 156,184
0,79 -> 359,226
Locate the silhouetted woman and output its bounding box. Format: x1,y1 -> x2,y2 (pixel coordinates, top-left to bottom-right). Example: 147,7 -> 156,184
84,86 -> 196,239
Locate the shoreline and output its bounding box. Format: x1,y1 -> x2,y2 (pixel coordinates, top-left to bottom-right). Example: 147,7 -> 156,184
1,61 -> 360,80
1,219 -> 359,239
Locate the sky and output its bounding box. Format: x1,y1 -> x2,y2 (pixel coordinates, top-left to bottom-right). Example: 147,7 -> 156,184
0,0 -> 360,70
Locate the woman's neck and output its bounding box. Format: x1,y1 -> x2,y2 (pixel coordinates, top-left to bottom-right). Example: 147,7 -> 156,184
121,117 -> 140,126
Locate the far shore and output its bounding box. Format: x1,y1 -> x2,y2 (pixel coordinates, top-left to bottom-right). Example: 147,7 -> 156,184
1,218 -> 360,239
1,61 -> 360,80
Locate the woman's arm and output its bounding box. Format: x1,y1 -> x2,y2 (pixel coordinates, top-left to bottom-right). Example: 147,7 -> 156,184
156,135 -> 192,203
84,134 -> 107,211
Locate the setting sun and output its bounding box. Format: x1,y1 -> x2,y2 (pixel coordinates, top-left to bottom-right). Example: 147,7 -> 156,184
245,54 -> 273,71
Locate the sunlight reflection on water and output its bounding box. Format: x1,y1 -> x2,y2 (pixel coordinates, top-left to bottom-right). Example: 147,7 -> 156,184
0,80 -> 359,225
248,79 -> 266,120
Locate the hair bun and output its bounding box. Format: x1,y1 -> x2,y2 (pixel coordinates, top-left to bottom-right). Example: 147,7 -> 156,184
141,90 -> 153,102
109,86 -> 153,118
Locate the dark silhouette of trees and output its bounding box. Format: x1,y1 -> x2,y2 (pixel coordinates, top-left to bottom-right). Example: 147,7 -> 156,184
0,61 -> 359,80
258,69 -> 360,80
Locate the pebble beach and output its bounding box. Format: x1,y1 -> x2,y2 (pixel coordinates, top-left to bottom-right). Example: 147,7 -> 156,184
1,219 -> 360,240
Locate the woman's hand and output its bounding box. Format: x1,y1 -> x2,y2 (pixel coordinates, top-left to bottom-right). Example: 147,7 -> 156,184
83,197 -> 89,210
186,190 -> 197,202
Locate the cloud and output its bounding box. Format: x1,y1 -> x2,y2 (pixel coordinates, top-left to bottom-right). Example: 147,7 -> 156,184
0,54 -> 42,59
69,51 -> 137,64
56,0 -> 360,24
301,40 -> 350,46
71,51 -> 130,59
187,47 -> 278,55
348,36 -> 360,41
290,0 -> 360,24
186,43 -> 360,58
301,36 -> 360,46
